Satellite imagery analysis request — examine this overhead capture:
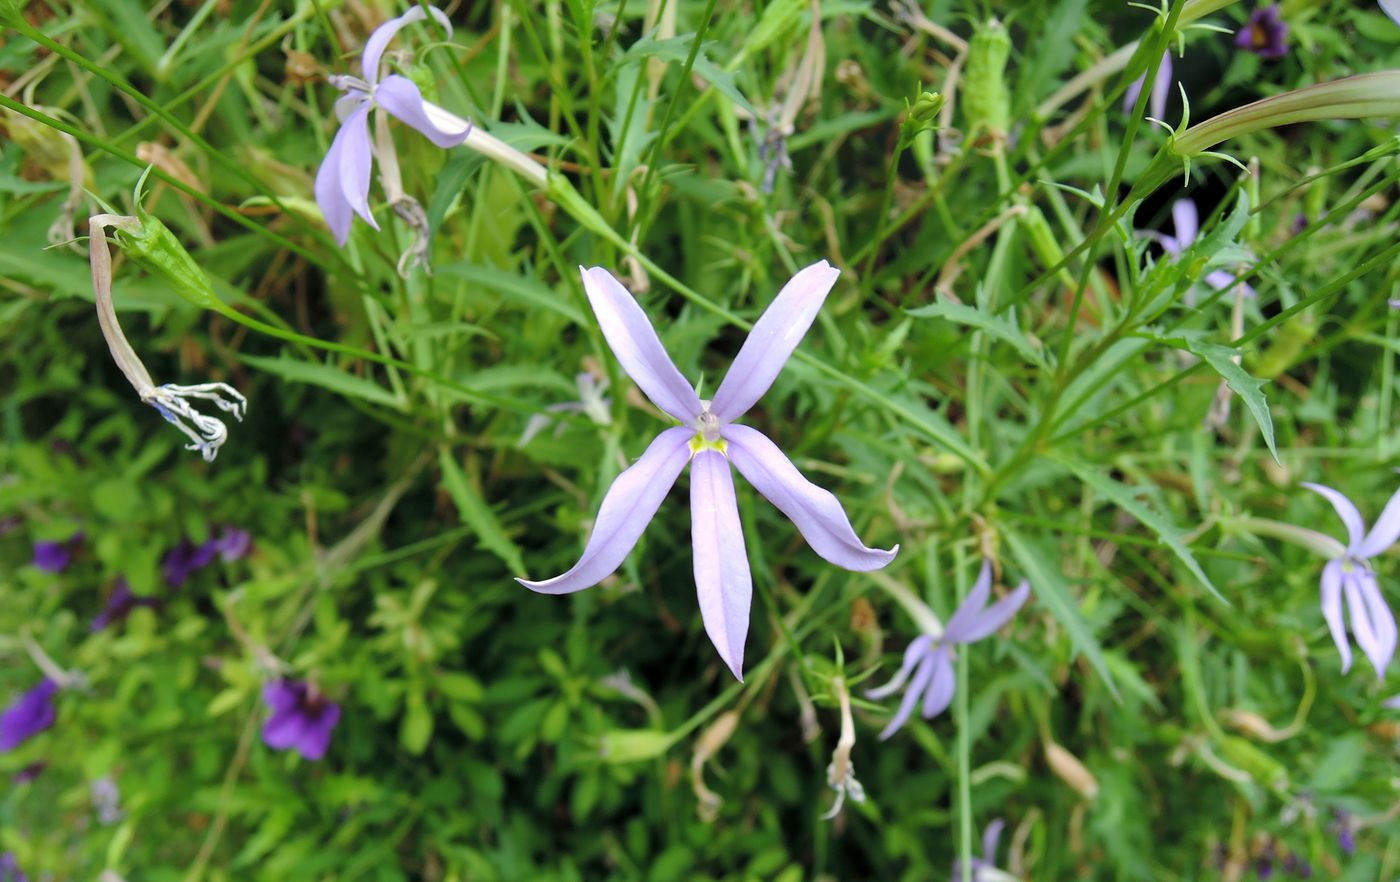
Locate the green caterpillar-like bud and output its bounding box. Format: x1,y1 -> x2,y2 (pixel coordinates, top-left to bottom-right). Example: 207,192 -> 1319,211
963,18 -> 1011,142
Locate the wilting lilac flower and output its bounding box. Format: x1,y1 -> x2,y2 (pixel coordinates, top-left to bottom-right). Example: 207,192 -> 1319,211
1235,5 -> 1289,59
91,577 -> 160,632
867,561 -> 1029,739
519,372 -> 612,447
1303,482 -> 1400,678
1149,198 -> 1256,305
1124,50 -> 1173,121
0,853 -> 25,882
316,6 -> 471,244
161,537 -> 219,588
951,819 -> 1009,882
0,679 -> 58,752
518,261 -> 898,680
31,531 -> 82,573
261,680 -> 341,761
1384,0 -> 1400,27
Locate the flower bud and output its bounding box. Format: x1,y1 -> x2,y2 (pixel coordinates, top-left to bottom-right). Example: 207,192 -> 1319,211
963,19 -> 1011,141
118,207 -> 222,311
1044,741 -> 1099,800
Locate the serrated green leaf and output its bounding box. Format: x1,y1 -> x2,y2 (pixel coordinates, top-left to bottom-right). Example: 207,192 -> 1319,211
1004,529 -> 1120,701
1057,457 -> 1226,603
906,301 -> 1048,368
240,354 -> 401,409
437,447 -> 525,574
1156,332 -> 1279,462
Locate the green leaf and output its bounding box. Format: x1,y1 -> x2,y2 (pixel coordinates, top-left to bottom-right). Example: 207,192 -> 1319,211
437,261 -> 585,325
619,36 -> 756,115
400,693 -> 434,755
906,301 -> 1048,368
1057,457 -> 1226,603
1004,529 -> 1120,701
1154,332 -> 1279,462
240,354 -> 401,409
437,448 -> 525,574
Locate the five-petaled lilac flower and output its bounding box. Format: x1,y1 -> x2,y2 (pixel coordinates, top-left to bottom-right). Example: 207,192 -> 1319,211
1235,5 -> 1289,59
517,261 -> 898,680
1302,482 -> 1400,678
952,818 -> 1010,882
0,852 -> 26,882
91,577 -> 160,632
31,531 -> 82,573
0,679 -> 58,752
261,680 -> 341,761
315,6 -> 471,244
1123,50 -> 1173,122
1150,198 -> 1255,305
866,561 -> 1029,740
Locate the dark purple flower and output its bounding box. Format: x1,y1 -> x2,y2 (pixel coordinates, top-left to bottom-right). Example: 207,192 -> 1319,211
261,680 -> 341,761
13,761 -> 45,783
31,531 -> 82,573
91,577 -> 160,632
0,853 -> 25,882
0,679 -> 58,752
214,526 -> 252,563
1235,6 -> 1289,59
161,537 -> 219,588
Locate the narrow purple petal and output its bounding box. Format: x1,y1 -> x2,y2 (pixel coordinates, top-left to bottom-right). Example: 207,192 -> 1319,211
1149,52 -> 1173,121
866,634 -> 935,700
1302,483 -> 1367,552
1384,694 -> 1400,709
518,426 -> 693,593
374,75 -> 471,148
709,260 -> 840,422
1343,571 -> 1392,679
579,267 -> 702,423
261,706 -> 310,751
262,681 -> 303,714
1384,0 -> 1400,28
878,651 -> 936,741
943,560 -> 994,641
294,703 -> 341,760
920,646 -> 956,719
1321,559 -> 1351,673
981,819 -> 1005,863
361,6 -> 452,84
1357,483 -> 1400,558
1172,199 -> 1199,246
724,424 -> 897,571
314,102 -> 376,245
1122,73 -> 1145,116
955,579 -> 1031,643
690,450 -> 753,680
0,680 -> 58,752
1355,571 -> 1396,678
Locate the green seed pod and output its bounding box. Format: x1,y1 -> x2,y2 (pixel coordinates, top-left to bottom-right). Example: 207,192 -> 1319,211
1022,205 -> 1077,290
1217,735 -> 1289,792
899,90 -> 945,149
118,206 -> 221,311
963,18 -> 1011,141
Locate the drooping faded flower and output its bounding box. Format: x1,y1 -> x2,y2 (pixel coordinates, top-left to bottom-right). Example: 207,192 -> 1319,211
261,680 -> 341,761
518,261 -> 898,680
1149,198 -> 1255,305
316,5 -> 471,244
1235,5 -> 1289,59
91,577 -> 160,632
1123,50 -> 1173,122
867,561 -> 1029,739
1303,482 -> 1400,678
31,531 -> 81,573
0,679 -> 58,752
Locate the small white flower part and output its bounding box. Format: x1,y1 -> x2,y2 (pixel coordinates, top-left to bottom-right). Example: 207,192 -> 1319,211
821,675 -> 866,820
144,383 -> 248,462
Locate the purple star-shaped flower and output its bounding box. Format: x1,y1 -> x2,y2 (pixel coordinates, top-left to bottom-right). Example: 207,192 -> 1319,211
0,679 -> 58,752
261,680 -> 341,761
1149,198 -> 1256,305
31,531 -> 82,573
952,818 -> 1008,882
315,5 -> 472,245
0,852 -> 26,882
518,261 -> 898,680
91,577 -> 160,632
1123,50 -> 1173,122
1235,5 -> 1289,59
1303,482 -> 1400,678
867,560 -> 1029,739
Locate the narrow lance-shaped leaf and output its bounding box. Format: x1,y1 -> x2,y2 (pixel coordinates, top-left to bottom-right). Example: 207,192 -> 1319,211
1156,333 -> 1279,463
438,448 -> 526,575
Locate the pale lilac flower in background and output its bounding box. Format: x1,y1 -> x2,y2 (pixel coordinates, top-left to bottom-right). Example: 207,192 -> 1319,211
0,679 -> 58,752
866,561 -> 1029,740
518,372 -> 612,447
1384,0 -> 1400,27
1148,199 -> 1256,305
518,261 -> 898,680
31,531 -> 82,573
91,776 -> 125,825
214,526 -> 253,562
91,577 -> 160,632
1124,50 -> 1173,121
1302,481 -> 1400,678
316,6 -> 471,244
261,680 -> 341,761
1235,5 -> 1289,59
952,819 -> 1020,882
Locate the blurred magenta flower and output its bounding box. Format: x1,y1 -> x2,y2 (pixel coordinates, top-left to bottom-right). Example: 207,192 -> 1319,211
1235,6 -> 1288,59
518,261 -> 898,680
0,853 -> 26,882
316,5 -> 471,244
1149,198 -> 1255,305
0,679 -> 58,752
261,681 -> 341,761
866,561 -> 1029,739
1124,50 -> 1173,121
31,531 -> 81,573
91,577 -> 160,632
1302,482 -> 1400,678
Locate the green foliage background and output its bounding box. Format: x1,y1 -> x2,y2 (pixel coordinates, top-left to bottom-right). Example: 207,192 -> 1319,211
3,0 -> 1400,878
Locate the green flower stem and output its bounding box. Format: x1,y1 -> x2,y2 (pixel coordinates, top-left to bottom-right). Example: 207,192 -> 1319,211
1221,516 -> 1347,560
